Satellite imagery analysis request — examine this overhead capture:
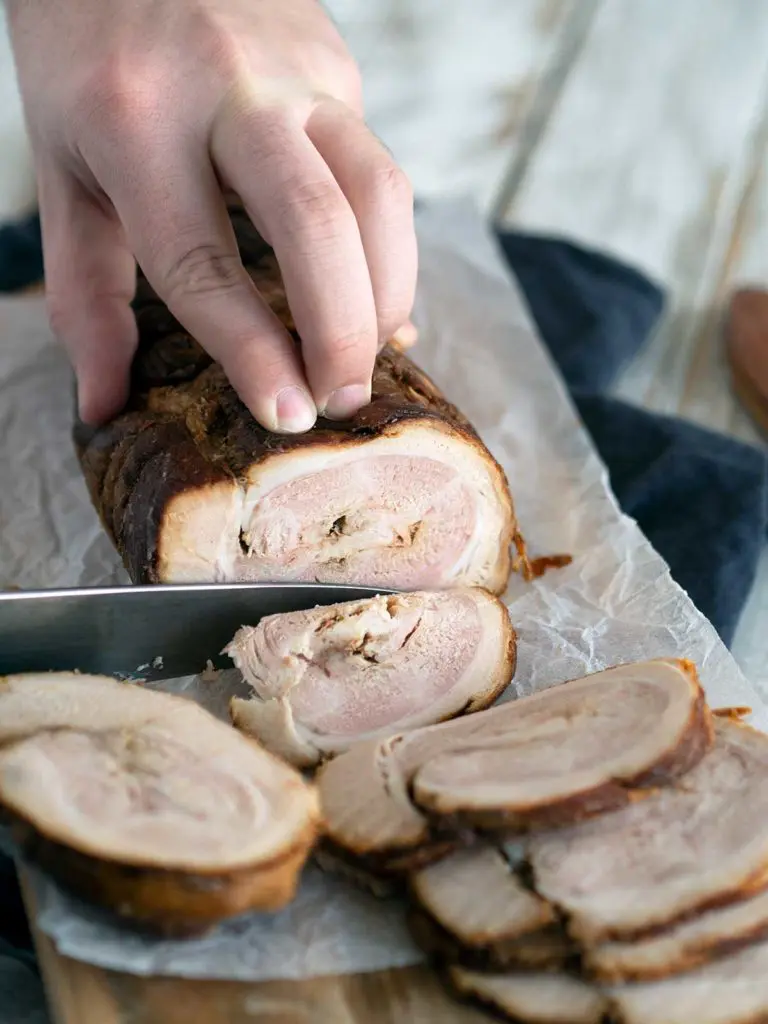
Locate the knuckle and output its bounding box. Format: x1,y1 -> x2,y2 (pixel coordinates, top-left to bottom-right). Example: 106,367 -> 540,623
158,243 -> 244,303
367,161 -> 413,210
326,328 -> 376,363
189,11 -> 245,81
73,63 -> 153,140
280,179 -> 348,236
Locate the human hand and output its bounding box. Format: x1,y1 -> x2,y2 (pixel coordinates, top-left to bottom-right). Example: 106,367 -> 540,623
7,0 -> 418,431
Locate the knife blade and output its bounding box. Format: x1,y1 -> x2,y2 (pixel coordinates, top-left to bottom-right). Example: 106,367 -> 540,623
0,583 -> 390,682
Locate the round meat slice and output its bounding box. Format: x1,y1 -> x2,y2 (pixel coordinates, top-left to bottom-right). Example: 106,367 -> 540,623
227,589 -> 516,768
0,672 -> 319,934
318,658 -> 712,867
529,719 -> 768,945
409,845 -> 573,971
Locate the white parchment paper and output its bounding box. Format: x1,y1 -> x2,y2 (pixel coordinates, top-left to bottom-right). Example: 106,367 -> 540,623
1,199 -> 766,980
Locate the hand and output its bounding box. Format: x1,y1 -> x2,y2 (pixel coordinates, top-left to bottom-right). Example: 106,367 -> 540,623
7,0 -> 418,431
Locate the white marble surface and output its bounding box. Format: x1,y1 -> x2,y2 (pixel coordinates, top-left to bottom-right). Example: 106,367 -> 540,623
0,0 -> 766,689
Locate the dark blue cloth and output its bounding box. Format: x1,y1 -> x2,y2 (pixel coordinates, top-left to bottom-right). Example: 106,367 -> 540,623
0,213 -> 43,293
0,216 -> 765,1017
495,229 -> 768,648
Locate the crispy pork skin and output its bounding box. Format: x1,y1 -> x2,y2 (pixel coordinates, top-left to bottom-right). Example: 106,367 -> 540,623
226,588 -> 516,767
317,659 -> 712,867
0,673 -> 319,934
75,208 -> 521,593
529,718 -> 768,946
449,967 -> 608,1024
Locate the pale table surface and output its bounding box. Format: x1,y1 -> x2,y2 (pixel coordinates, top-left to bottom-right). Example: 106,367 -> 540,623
331,0 -> 768,703
2,1 -> 768,1018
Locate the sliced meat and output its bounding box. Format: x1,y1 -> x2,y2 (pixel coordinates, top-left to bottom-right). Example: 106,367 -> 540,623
449,967 -> 608,1024
410,846 -> 555,947
0,673 -> 319,934
529,719 -> 768,946
588,886 -> 768,982
410,907 -> 573,972
608,937 -> 768,1024
318,659 -> 712,865
75,206 -> 522,594
409,846 -> 573,971
227,588 -> 516,767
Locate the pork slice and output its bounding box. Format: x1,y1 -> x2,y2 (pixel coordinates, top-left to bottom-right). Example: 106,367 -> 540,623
410,846 -> 555,947
588,886 -> 768,982
449,967 -> 608,1024
529,719 -> 768,945
318,658 -> 712,862
0,673 -> 319,933
0,671 -> 180,744
227,588 -> 516,767
409,846 -> 574,972
608,937 -> 768,1024
76,210 -> 523,595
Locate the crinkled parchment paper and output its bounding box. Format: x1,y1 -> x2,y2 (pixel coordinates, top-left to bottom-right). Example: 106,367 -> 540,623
1,200 -> 766,981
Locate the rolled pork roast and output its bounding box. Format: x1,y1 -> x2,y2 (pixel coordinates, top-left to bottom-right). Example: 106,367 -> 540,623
0,672 -> 319,934
75,205 -> 523,591
226,588 -> 517,767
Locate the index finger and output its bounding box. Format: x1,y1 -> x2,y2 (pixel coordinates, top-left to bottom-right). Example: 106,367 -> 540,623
101,143 -> 317,434
213,104 -> 378,420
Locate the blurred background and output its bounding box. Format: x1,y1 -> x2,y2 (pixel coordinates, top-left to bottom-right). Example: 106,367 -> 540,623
3,0 -> 766,437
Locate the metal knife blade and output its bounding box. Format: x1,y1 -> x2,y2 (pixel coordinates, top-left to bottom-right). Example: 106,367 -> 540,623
0,583 -> 390,682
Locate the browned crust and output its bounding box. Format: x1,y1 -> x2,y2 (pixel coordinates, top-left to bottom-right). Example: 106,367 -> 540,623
319,834 -> 464,878
441,660 -> 713,832
713,705 -> 753,720
578,869 -> 768,949
12,814 -> 316,936
74,204 -> 520,589
462,604 -> 518,715
586,911 -> 768,984
408,906 -> 575,973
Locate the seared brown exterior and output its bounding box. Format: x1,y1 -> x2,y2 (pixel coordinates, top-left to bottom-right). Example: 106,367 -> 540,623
74,204 -> 522,587
408,907 -> 576,972
12,815 -> 314,937
448,665 -> 713,833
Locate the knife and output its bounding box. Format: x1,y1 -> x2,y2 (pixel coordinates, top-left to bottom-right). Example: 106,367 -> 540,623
0,583 -> 390,682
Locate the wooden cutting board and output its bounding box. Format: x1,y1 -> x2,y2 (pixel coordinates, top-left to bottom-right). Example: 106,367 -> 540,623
21,874 -> 492,1024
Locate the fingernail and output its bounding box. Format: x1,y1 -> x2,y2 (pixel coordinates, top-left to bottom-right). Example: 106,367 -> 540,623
275,386 -> 317,433
391,320 -> 418,348
322,384 -> 371,420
